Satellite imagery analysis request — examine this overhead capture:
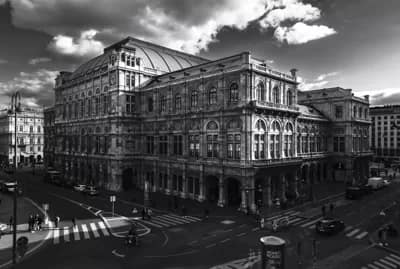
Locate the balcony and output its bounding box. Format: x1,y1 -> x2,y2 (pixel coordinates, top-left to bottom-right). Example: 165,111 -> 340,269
252,64 -> 296,82
251,100 -> 299,113
252,156 -> 302,167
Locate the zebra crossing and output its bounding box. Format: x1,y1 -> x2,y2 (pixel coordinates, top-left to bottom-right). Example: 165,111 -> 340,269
265,210 -> 369,240
52,221 -> 109,244
137,213 -> 202,228
361,253 -> 400,269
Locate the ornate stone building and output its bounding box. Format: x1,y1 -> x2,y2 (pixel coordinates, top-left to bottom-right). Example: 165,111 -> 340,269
0,106 -> 44,166
48,37 -> 372,211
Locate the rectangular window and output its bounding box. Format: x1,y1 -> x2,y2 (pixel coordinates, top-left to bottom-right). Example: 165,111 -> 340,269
189,135 -> 200,157
207,134 -> 218,158
103,95 -> 107,114
228,134 -> 234,159
235,134 -> 241,159
146,136 -> 154,154
159,135 -> 168,155
254,134 -> 259,159
335,105 -> 343,119
126,95 -> 135,113
148,97 -> 153,112
173,135 -> 183,155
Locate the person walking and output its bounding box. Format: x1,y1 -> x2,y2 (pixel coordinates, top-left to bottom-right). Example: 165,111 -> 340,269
182,206 -> 187,217
55,216 -> 60,228
35,214 -> 40,231
72,217 -> 76,228
141,208 -> 146,220
9,216 -> 13,230
37,215 -> 43,231
204,208 -> 209,220
147,208 -> 152,220
28,214 -> 34,232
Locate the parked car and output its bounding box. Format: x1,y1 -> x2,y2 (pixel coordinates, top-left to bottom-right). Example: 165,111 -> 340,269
315,218 -> 345,235
74,184 -> 86,192
84,186 -> 99,196
383,179 -> 391,187
345,186 -> 366,200
367,177 -> 385,190
1,181 -> 22,195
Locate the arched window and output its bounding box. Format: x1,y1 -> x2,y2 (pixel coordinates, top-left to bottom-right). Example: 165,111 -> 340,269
284,123 -> 294,157
229,83 -> 239,102
364,108 -> 368,119
272,86 -> 280,104
209,87 -> 217,105
353,106 -> 357,118
254,120 -> 266,159
175,94 -> 182,111
206,121 -> 218,158
191,90 -> 198,107
270,121 -> 281,159
287,90 -> 293,106
256,82 -> 265,101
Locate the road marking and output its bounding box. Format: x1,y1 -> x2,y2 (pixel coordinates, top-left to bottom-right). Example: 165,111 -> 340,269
188,240 -> 198,245
252,227 -> 260,232
164,214 -> 192,224
73,225 -> 80,241
63,227 -> 70,242
373,261 -> 391,269
308,224 -> 316,229
81,224 -> 90,239
346,228 -> 360,237
344,226 -> 353,232
385,256 -> 400,265
90,222 -> 100,238
265,210 -> 296,221
147,218 -> 171,227
287,217 -> 303,224
155,215 -> 186,225
112,249 -> 125,258
98,221 -> 110,236
162,231 -> 169,247
220,238 -> 231,243
94,210 -> 102,216
53,228 -> 60,244
205,243 -> 217,248
139,219 -> 163,228
300,217 -> 322,228
379,259 -> 397,268
355,231 -> 368,239
389,254 -> 400,262
367,264 -> 379,269
237,233 -> 247,237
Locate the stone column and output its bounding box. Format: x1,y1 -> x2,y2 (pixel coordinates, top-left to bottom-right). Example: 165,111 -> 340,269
248,176 -> 256,213
266,176 -> 273,207
166,166 -> 171,195
198,168 -> 205,202
217,175 -> 225,207
294,173 -> 300,199
181,168 -> 187,199
281,174 -> 287,203
241,187 -> 247,211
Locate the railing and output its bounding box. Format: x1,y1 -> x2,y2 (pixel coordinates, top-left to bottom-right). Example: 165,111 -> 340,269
253,64 -> 295,81
255,101 -> 300,111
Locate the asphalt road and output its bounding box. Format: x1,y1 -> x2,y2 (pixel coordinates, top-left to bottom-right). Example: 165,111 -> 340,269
10,169 -> 400,269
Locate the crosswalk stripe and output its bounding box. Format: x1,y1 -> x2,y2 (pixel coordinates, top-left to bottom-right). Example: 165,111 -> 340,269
73,225 -> 80,241
389,254 -> 400,262
300,217 -> 322,228
287,217 -> 303,224
183,215 -> 201,221
367,264 -> 380,269
149,217 -> 172,227
169,214 -> 200,222
166,214 -> 194,224
373,261 -> 391,269
139,219 -> 163,228
290,218 -> 309,226
346,228 -> 360,237
90,223 -> 100,238
379,259 -> 397,268
63,227 -> 70,242
355,231 -> 368,239
53,228 -> 60,244
98,222 -> 110,236
81,224 -> 90,239
309,224 -> 316,229
156,215 -> 188,225
385,257 -> 400,266
265,211 -> 296,221
344,226 -> 353,232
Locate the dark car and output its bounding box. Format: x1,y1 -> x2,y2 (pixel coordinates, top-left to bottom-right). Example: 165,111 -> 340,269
315,218 -> 345,235
84,186 -> 99,196
345,186 -> 366,200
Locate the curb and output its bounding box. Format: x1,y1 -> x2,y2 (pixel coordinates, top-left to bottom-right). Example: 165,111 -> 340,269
0,197 -> 52,269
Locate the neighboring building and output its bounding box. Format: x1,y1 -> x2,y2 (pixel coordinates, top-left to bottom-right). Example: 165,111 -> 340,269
49,36 -> 372,212
0,106 -> 44,167
43,106 -> 56,168
370,105 -> 400,163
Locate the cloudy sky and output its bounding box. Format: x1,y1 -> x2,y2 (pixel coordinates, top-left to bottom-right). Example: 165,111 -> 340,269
0,0 -> 400,108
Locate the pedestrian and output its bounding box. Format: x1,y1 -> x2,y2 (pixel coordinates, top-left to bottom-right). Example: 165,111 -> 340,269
329,203 -> 334,216
55,216 -> 60,228
72,217 -> 76,228
35,214 -> 40,231
132,208 -> 138,214
204,208 -> 209,220
321,205 -> 326,217
37,215 -> 43,231
28,214 -> 34,231
141,208 -> 146,220
9,216 -> 13,230
147,208 -> 152,220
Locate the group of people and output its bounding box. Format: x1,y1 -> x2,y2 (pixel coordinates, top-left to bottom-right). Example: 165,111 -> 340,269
141,208 -> 153,220
321,203 -> 335,217
28,214 -> 43,232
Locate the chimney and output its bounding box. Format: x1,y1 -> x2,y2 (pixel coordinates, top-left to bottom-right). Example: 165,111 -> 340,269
290,68 -> 298,81
364,95 -> 370,101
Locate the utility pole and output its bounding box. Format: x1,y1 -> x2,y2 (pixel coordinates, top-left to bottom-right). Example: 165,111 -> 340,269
10,91 -> 21,266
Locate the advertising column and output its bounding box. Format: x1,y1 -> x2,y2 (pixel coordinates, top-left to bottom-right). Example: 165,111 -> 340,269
260,236 -> 286,269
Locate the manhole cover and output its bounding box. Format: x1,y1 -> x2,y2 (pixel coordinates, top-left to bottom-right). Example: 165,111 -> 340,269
221,220 -> 235,225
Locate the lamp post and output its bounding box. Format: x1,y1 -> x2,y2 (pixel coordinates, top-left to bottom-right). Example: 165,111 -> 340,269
9,91 -> 21,265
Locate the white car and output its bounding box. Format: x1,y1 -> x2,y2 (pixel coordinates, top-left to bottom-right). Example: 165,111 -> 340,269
74,184 -> 86,192
383,179 -> 391,187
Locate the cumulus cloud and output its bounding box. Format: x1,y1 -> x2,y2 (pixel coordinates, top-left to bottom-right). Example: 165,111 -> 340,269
356,88 -> 400,106
48,29 -> 104,57
274,22 -> 336,45
0,69 -> 57,108
316,71 -> 339,82
28,57 -> 52,65
0,59 -> 8,64
7,0 -> 335,57
298,71 -> 339,91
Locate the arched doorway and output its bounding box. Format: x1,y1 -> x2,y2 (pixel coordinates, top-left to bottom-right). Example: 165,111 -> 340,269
205,176 -> 219,203
122,168 -> 133,191
227,178 -> 241,206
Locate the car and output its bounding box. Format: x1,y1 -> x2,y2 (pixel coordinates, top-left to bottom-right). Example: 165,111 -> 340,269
383,179 -> 391,187
74,184 -> 86,192
345,186 -> 366,199
84,186 -> 99,196
315,218 -> 345,235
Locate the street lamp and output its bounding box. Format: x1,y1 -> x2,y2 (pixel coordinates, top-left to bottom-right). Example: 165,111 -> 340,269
9,91 -> 21,265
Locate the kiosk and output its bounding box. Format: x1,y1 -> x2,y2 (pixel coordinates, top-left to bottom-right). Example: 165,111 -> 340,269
260,236 -> 286,269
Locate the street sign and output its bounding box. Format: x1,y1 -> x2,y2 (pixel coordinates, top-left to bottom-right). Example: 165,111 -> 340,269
110,195 -> 116,202
42,203 -> 49,211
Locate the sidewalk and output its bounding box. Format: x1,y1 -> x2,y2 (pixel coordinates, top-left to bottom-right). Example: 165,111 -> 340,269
0,194 -> 51,268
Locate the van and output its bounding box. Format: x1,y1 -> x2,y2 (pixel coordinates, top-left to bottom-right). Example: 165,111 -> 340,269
367,177 -> 385,190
